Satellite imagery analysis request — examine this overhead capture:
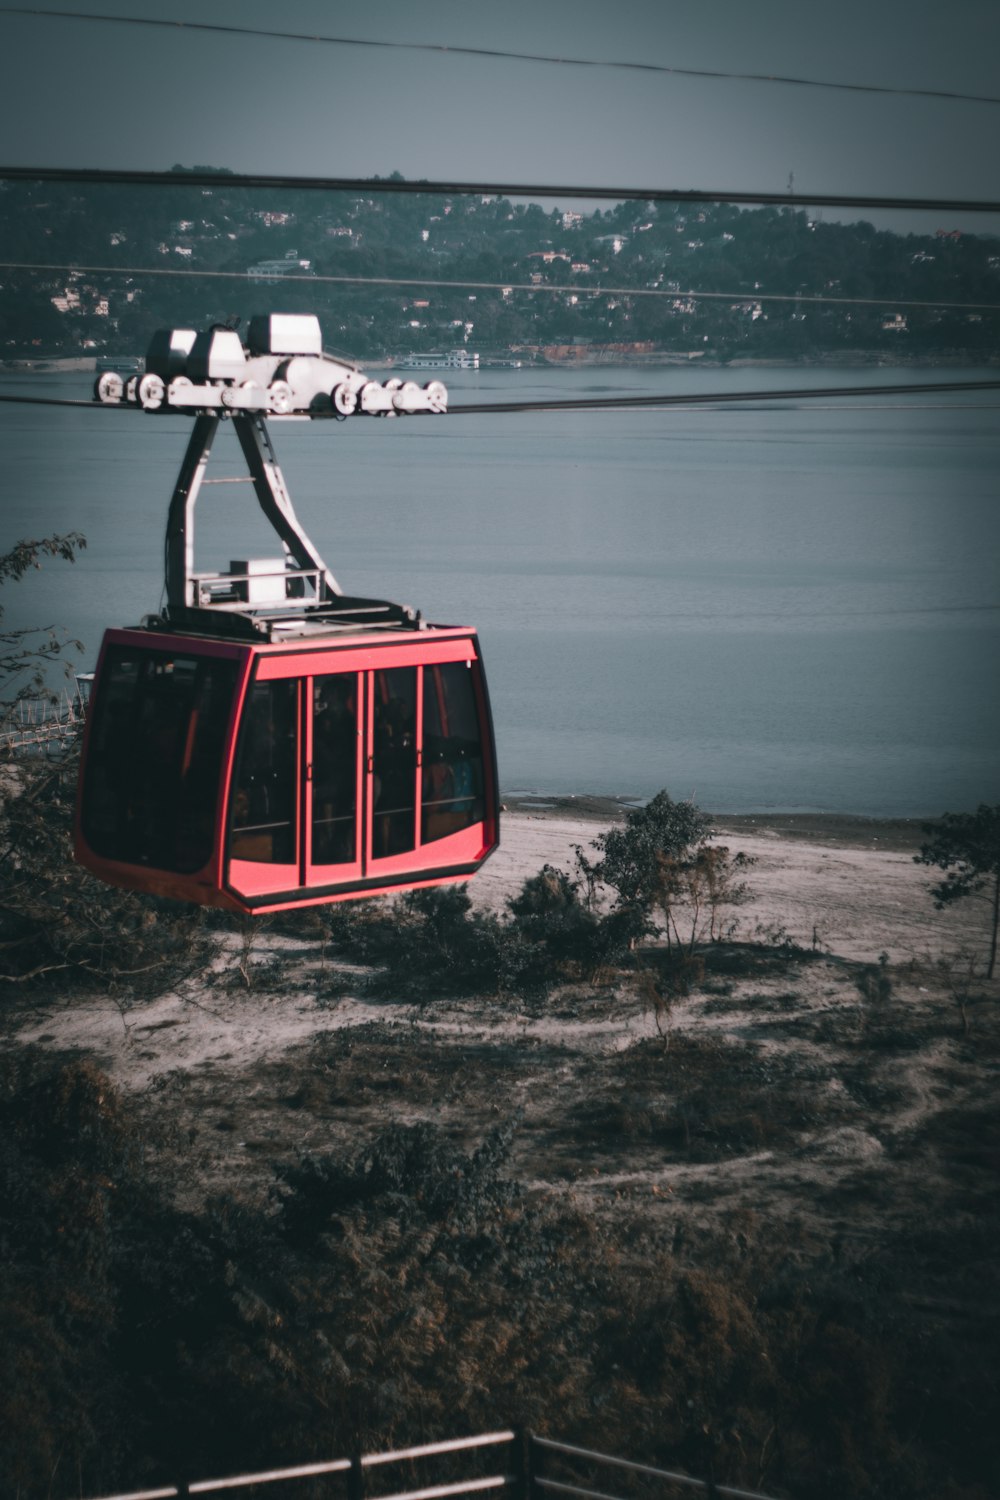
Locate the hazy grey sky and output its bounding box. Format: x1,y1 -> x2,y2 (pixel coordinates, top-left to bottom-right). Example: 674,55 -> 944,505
0,0 -> 999,233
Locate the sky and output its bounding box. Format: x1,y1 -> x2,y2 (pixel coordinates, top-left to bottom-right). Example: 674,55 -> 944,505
0,0 -> 999,235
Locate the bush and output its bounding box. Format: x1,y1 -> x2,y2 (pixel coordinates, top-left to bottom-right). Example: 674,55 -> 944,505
0,754 -> 218,996
1,1056 -> 997,1500
341,885 -> 536,1001
279,1116 -> 522,1244
588,790 -> 712,914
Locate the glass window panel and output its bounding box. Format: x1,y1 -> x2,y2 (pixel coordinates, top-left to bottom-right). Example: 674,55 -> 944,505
372,666 -> 417,857
421,662 -> 485,845
229,679 -> 297,864
311,675 -> 358,865
82,646 -> 237,873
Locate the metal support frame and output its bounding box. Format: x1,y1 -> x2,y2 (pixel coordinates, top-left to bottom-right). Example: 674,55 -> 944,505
164,414 -> 218,610
233,415 -> 341,600
163,413 -> 340,613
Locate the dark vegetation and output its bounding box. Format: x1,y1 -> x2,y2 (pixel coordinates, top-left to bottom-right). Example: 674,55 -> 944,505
2,745 -> 998,1499
916,805 -> 1000,978
2,553 -> 998,1499
0,536 -> 218,997
2,1028 -> 998,1500
0,532 -> 86,703
2,173 -> 998,361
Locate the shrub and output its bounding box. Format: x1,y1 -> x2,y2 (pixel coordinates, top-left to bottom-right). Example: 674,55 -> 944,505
588,790 -> 712,914
353,885 -> 536,1001
0,754 -> 218,997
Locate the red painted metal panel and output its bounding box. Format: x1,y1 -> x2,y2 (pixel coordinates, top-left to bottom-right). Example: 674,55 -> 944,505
75,625 -> 498,914
253,634 -> 479,681
74,628 -> 254,901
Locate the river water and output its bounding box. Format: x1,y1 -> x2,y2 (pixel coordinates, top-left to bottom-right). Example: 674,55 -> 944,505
2,363 -> 998,815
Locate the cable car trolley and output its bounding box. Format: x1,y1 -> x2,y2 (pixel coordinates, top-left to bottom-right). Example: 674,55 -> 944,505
75,314 -> 499,914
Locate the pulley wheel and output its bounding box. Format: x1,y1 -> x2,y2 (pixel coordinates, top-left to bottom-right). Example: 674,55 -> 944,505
268,380 -> 292,414
95,370 -> 124,404
332,383 -> 358,416
137,373 -> 165,410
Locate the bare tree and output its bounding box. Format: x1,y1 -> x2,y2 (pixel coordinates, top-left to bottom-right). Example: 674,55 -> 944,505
0,532 -> 87,705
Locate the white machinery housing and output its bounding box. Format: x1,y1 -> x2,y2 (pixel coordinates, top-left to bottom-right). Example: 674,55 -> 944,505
94,313 -> 448,419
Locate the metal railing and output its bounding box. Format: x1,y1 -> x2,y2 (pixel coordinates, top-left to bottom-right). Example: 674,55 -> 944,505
532,1436 -> 785,1500
93,1430 -> 521,1500
0,685 -> 88,757
80,1430 -> 791,1500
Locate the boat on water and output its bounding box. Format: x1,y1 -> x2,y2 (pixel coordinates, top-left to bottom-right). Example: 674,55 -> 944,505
394,349 -> 480,370
96,353 -> 143,374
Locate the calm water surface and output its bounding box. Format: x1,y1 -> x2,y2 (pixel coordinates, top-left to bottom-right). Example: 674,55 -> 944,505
2,364 -> 998,815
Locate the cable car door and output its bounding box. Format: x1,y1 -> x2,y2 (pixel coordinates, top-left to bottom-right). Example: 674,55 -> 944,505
367,665 -> 420,875
366,657 -> 492,879
229,670 -> 365,902
306,673 -> 363,885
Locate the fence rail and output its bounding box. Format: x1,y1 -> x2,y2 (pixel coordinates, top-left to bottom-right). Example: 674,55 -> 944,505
0,684 -> 89,757
79,1430 -> 791,1500
534,1438 -> 782,1500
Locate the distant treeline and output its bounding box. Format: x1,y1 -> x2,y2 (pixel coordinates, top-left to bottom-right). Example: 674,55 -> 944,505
2,170 -> 998,361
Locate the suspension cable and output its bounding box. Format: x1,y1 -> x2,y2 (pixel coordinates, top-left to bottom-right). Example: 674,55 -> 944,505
3,379 -> 1000,417
444,379 -> 1000,415
2,261 -> 998,315
2,164 -> 999,216
3,9 -> 1000,108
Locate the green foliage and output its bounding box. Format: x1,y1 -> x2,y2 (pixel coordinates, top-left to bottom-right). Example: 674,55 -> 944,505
580,795 -> 758,956
280,1116 -> 522,1245
356,885 -> 536,1001
916,804 -> 1000,977
313,867 -> 662,1005
589,790 -> 713,915
0,1053 -> 152,1495
2,1051 -> 998,1500
309,830 -> 756,1011
509,864 -> 602,965
0,753 -> 217,993
4,178 -> 999,361
655,844 -> 757,952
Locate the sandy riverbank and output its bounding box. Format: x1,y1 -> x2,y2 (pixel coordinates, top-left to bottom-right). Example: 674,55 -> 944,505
477,801 -> 973,966
12,805 -> 993,1102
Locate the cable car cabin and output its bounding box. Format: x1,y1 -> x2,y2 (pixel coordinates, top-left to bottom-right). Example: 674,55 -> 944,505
76,314 -> 498,912
75,621 -> 498,913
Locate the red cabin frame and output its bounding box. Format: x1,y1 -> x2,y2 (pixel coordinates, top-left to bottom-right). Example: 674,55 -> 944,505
75,622 -> 499,915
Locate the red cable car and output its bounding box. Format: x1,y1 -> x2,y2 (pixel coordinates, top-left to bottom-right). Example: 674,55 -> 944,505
74,316 -> 499,913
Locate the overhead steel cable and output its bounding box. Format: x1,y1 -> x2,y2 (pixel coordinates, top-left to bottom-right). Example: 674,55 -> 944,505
2,164 -> 999,216
3,8 -> 1000,108
4,379 -> 1000,416
3,261 -> 998,314
445,379 -> 1000,415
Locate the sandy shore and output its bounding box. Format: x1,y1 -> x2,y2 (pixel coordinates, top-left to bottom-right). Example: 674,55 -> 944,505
476,802 -> 983,966
10,805 -> 994,1102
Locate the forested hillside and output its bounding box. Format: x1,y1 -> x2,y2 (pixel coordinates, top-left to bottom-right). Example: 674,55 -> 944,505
1,170 -> 998,361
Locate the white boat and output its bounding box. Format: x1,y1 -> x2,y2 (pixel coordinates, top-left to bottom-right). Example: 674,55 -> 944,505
394,349 -> 480,370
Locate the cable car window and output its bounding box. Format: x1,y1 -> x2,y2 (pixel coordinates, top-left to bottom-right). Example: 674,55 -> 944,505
421,661 -> 485,845
311,676 -> 358,864
229,679 -> 297,864
372,667 -> 417,857
81,646 -> 237,873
